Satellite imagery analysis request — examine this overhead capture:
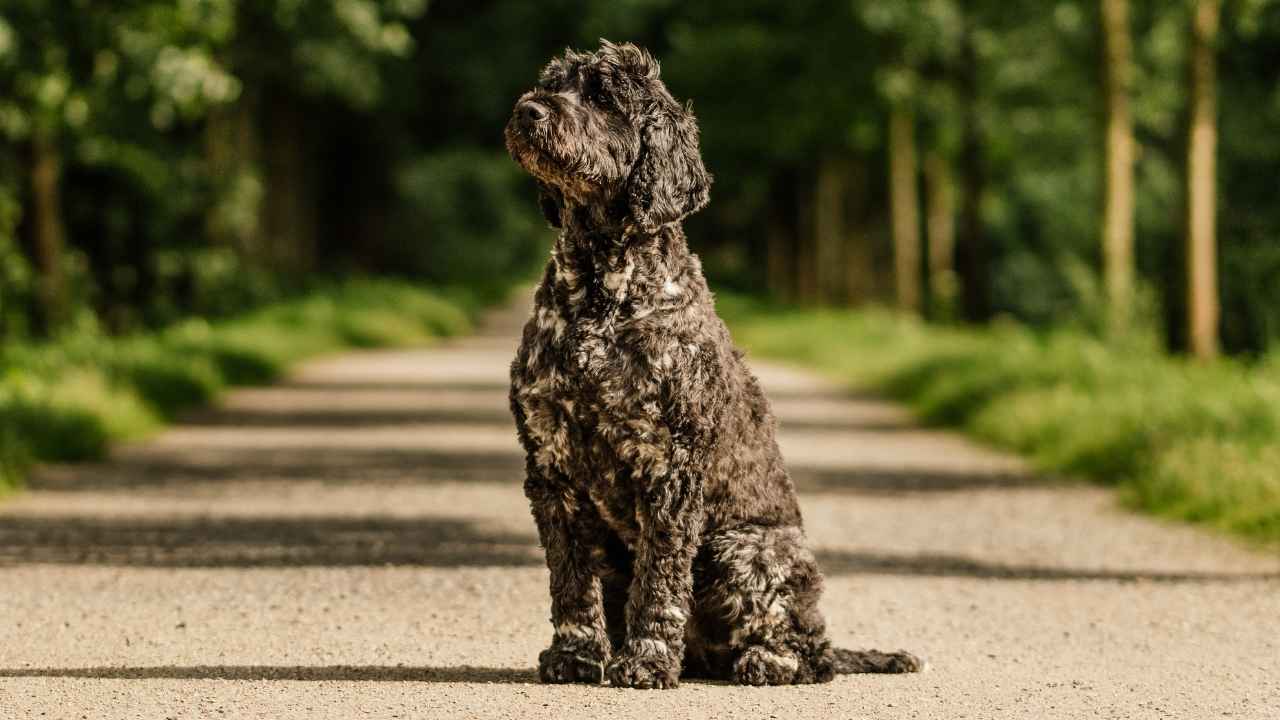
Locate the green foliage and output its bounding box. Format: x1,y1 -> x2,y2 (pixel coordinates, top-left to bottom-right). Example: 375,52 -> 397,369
720,294 -> 1280,543
0,179 -> 31,339
1,0 -> 1278,352
1217,3 -> 1280,353
0,279 -> 474,491
236,0 -> 426,109
556,1 -> 1277,351
0,0 -> 449,338
391,149 -> 550,290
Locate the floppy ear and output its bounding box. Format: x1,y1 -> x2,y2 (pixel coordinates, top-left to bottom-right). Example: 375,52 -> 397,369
537,182 -> 564,229
625,98 -> 712,234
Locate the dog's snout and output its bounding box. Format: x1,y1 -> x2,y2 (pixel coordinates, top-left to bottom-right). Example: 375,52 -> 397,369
517,100 -> 548,126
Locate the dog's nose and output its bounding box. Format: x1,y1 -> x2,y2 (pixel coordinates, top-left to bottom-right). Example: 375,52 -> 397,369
518,100 -> 548,125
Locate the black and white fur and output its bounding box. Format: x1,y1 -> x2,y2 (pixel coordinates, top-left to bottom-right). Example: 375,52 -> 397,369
505,40 -> 923,689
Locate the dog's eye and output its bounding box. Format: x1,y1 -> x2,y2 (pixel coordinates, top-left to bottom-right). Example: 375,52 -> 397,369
537,69 -> 565,92
583,77 -> 611,106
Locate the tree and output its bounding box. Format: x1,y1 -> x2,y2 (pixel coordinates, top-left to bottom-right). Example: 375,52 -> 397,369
813,157 -> 849,305
1101,0 -> 1135,337
859,1 -> 965,315
1186,0 -> 1221,360
226,0 -> 426,276
954,10 -> 989,323
0,1 -> 80,333
889,104 -> 922,312
27,128 -> 66,332
924,148 -> 956,318
5,0 -> 1280,356
0,0 -> 248,330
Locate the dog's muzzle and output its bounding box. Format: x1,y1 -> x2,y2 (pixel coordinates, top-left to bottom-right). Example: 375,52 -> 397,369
515,100 -> 549,131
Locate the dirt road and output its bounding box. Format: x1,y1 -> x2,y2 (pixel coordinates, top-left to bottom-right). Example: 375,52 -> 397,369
1,298 -> 1277,719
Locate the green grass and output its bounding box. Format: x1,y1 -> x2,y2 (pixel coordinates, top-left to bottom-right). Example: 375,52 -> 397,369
0,279 -> 478,492
717,294 -> 1280,545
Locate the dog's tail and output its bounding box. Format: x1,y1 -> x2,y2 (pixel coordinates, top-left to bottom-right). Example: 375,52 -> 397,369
832,647 -> 927,674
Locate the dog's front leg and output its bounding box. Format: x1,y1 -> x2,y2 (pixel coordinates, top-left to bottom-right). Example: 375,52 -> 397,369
606,464 -> 705,689
528,476 -> 613,684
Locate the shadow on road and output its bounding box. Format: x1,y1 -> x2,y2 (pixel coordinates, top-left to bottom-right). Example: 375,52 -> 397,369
774,418 -> 921,432
0,515 -> 543,568
278,380 -> 512,393
0,665 -> 538,683
792,467 -> 1050,494
32,450 -> 1043,496
0,510 -> 1272,584
180,407 -> 516,428
29,448 -> 525,491
815,549 -> 1280,584
31,451 -> 1046,496
180,407 -> 926,434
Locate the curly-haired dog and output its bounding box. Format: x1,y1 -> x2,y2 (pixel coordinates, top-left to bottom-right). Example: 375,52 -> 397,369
504,40 -> 924,689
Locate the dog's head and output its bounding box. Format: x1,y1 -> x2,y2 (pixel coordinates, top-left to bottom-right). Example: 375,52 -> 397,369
505,40 -> 711,233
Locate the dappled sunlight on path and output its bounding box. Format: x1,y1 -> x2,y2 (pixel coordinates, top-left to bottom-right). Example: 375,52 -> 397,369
0,296 -> 1277,719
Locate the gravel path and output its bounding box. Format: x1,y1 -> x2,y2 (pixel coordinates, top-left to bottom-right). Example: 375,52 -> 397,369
1,298 -> 1277,719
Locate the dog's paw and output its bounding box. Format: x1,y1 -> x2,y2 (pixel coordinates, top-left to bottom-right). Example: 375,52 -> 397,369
538,645 -> 607,685
733,646 -> 800,686
605,646 -> 680,689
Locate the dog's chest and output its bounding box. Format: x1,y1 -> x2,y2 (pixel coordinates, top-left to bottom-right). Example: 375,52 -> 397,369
513,305 -> 668,542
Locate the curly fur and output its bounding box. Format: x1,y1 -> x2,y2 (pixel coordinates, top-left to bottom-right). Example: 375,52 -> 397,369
505,40 -> 924,689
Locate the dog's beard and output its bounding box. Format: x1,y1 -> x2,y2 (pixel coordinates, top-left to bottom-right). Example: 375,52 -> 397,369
504,124 -> 548,175
507,132 -> 608,205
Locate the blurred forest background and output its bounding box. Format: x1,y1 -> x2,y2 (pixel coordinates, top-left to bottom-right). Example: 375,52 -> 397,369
2,0 -> 1279,356
2,1 -> 1279,538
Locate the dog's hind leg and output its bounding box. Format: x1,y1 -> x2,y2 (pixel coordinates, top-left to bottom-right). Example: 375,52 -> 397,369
696,523 -> 926,683
696,523 -> 837,685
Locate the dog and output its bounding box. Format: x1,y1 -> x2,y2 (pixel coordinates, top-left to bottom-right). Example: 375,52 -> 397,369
504,40 -> 923,689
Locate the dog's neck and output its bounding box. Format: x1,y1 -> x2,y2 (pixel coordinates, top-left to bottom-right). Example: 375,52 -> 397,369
548,199 -> 699,321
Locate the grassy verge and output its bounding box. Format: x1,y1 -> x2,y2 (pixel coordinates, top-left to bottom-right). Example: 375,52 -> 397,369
717,294 -> 1280,544
0,279 -> 480,492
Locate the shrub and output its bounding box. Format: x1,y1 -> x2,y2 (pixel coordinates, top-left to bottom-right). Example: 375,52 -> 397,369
0,279 -> 476,490
719,293 -> 1280,544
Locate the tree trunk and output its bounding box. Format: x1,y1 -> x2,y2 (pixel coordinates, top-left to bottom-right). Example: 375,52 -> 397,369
262,97 -> 315,277
842,162 -> 876,306
29,130 -> 67,335
766,172 -> 796,302
1186,0 -> 1221,360
814,157 -> 847,305
205,96 -> 261,259
955,14 -> 990,322
1101,0 -> 1136,337
794,176 -> 817,304
924,150 -> 957,319
889,106 -> 922,314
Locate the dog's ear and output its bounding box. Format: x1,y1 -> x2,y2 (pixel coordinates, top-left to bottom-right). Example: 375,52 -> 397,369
626,93 -> 712,234
537,182 -> 564,229
598,40 -> 659,83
